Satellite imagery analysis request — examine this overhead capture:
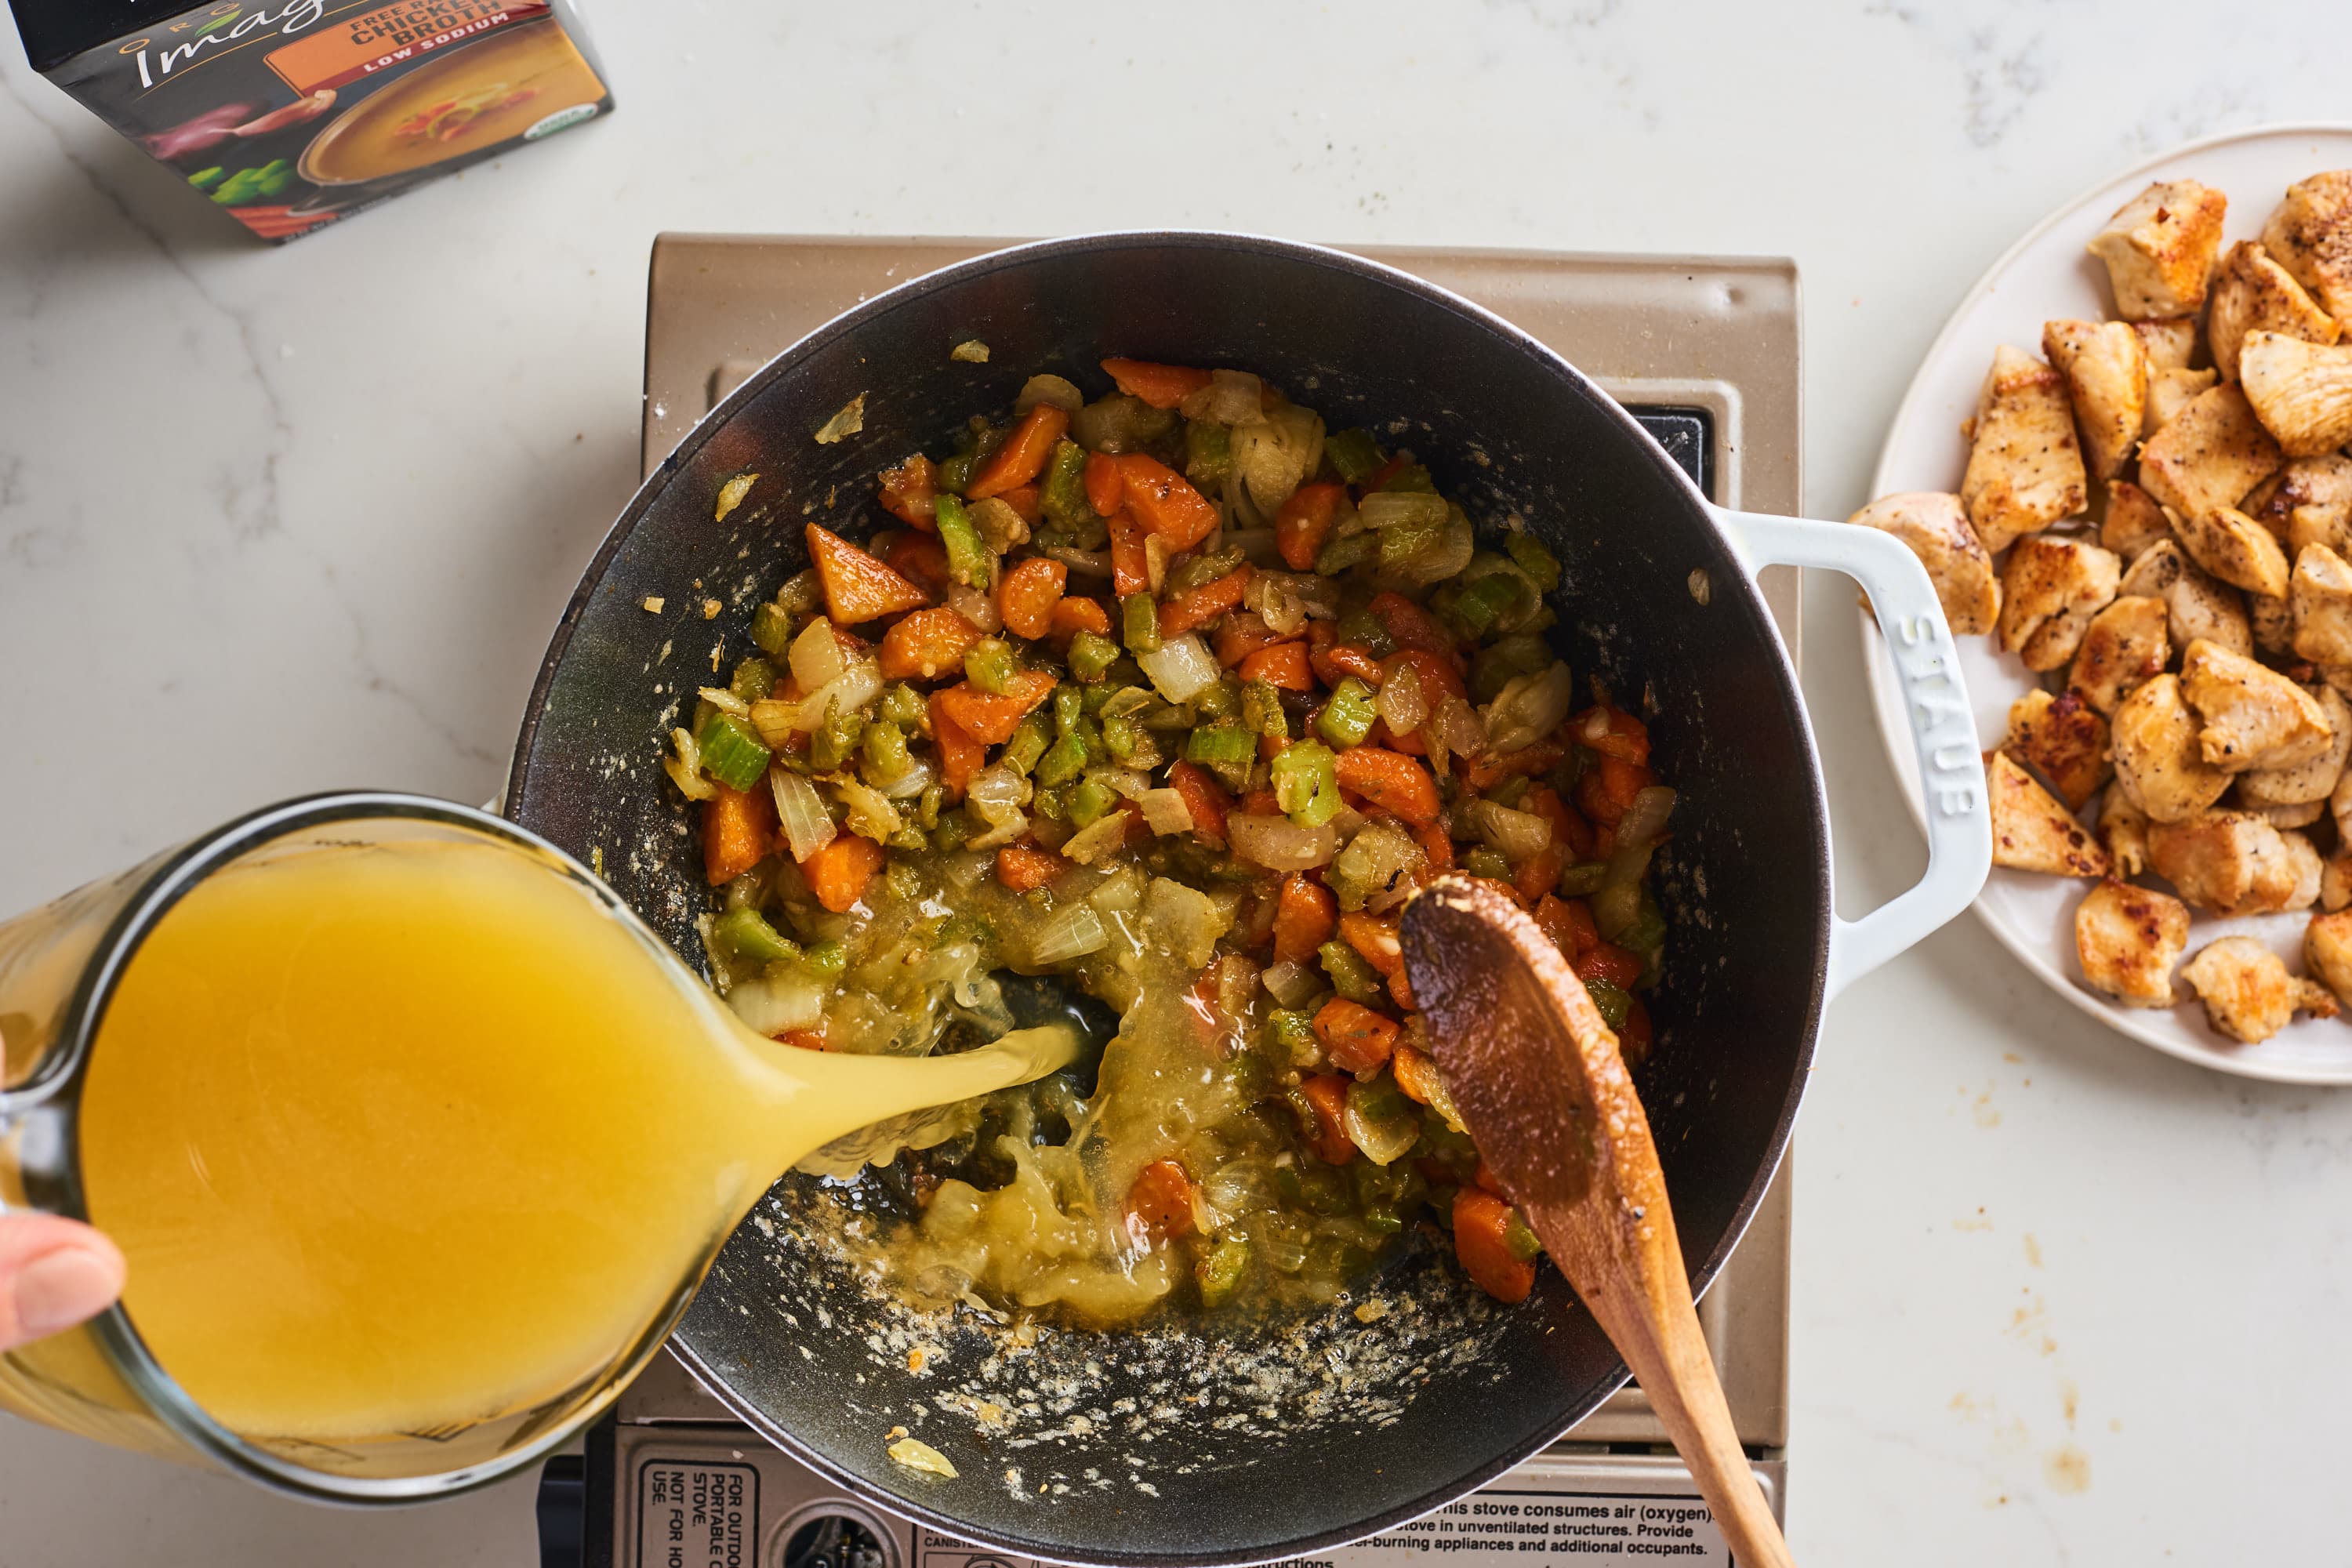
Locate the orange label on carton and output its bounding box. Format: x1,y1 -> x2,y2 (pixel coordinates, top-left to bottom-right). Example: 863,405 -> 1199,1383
264,0 -> 550,96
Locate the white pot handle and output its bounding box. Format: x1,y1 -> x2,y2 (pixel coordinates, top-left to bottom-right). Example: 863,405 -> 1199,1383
1711,509 -> 1992,999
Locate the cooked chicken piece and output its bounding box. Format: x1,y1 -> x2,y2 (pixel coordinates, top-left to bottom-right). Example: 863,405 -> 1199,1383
2206,241 -> 2340,383
1997,536 -> 2120,670
2087,180 -> 2229,319
2138,383 -> 2285,525
2099,479 -> 2174,561
2117,539 -> 2252,656
2308,910 -> 2352,1006
2249,797 -> 2326,829
2148,811 -> 2321,916
2291,542 -> 2352,666
2002,689 -> 2113,810
2110,673 -> 2233,822
1985,751 -> 2108,877
2260,171 -> 2352,320
2244,453 -> 2352,558
2251,590 -> 2294,655
1843,492 -> 1999,636
2068,593 -> 2170,715
2100,789 -> 2151,876
2325,851 -> 2352,913
2172,504 -> 2291,597
2043,318 -> 2147,481
2238,332 -> 2352,458
2180,637 -> 2336,771
2074,878 -> 2190,1008
2143,367 -> 2220,440
2181,935 -> 2337,1043
2133,317 -> 2200,374
1962,346 -> 2089,552
2237,684 -> 2352,807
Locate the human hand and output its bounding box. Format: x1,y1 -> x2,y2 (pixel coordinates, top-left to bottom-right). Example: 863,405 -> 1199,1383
0,1214 -> 124,1351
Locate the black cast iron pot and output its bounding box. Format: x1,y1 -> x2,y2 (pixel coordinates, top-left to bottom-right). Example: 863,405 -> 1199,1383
505,234 -> 1989,1566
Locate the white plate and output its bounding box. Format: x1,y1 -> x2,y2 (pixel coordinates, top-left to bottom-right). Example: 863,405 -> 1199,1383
1862,123 -> 2352,1084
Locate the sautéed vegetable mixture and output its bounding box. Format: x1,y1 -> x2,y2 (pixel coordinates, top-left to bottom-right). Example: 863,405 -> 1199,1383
667,357 -> 1676,1325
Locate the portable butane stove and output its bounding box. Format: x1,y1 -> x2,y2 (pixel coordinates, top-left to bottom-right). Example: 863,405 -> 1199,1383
533,238 -> 1804,1568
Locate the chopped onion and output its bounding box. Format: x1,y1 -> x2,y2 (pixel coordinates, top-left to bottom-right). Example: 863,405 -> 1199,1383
1603,786 -> 1676,889
1146,877 -> 1229,967
728,971 -> 825,1036
829,772 -> 902,842
697,684 -> 750,717
966,763 -> 1031,826
965,810 -> 1029,852
1329,820 -> 1425,912
1468,799 -> 1553,861
1040,544 -> 1114,578
1375,662 -> 1428,738
1357,492 -> 1450,533
1244,571 -> 1308,637
665,726 -> 716,801
1139,788 -> 1195,836
1483,661 -> 1573,753
747,699 -> 798,749
1425,694 -> 1486,780
1060,810 -> 1133,866
1391,513 -> 1476,586
1344,1082 -> 1421,1166
1144,533 -> 1169,593
1136,633 -> 1220,703
938,583 -> 997,637
1180,368 -> 1264,424
1098,768 -> 1154,800
1025,902 -> 1109,966
1227,812 -> 1338,871
769,768 -> 837,862
1015,373 -> 1085,416
788,617 -> 847,693
1261,958 -> 1322,1009
880,756 -> 936,800
1232,405 -> 1322,514
794,660 -> 882,731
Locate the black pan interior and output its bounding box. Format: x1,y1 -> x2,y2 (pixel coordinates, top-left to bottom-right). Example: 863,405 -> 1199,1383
506,234 -> 1829,1566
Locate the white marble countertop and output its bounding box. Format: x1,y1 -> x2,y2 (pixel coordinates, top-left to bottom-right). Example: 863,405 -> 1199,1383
3,2 -> 2348,1562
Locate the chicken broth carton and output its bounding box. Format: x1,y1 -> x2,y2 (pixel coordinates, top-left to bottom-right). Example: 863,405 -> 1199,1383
8,0 -> 612,241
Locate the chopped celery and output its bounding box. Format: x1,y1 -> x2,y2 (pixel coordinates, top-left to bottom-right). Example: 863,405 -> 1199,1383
1471,633 -> 1552,703
1503,1210 -> 1544,1263
1484,774 -> 1530,809
1325,427 -> 1383,484
1069,628 -> 1120,683
1192,677 -> 1243,721
1241,679 -> 1290,741
964,637 -> 1018,695
916,784 -> 942,829
1334,605 -> 1396,656
1377,513 -> 1448,569
1461,845 -> 1511,880
1121,592 -> 1162,654
862,720 -> 912,783
1053,682 -> 1084,735
1615,890 -> 1668,957
931,811 -> 973,851
1067,776 -> 1116,827
1185,420 -> 1233,485
1314,532 -> 1379,576
936,452 -> 975,493
879,681 -> 927,730
751,601 -> 795,657
711,906 -> 797,965
1378,463 -> 1436,493
1196,1236 -> 1250,1308
1185,720 -> 1255,768
799,939 -> 848,979
1075,714 -> 1109,765
1504,532 -> 1563,593
1036,730 -> 1088,787
1167,547 -> 1246,600
1261,1009 -> 1321,1066
1583,977 -> 1633,1031
1004,710 -> 1053,775
1272,741 -> 1341,827
809,702 -> 866,772
1319,939 -> 1385,1004
695,711 -> 772,792
1447,572 -> 1530,637
1556,862 -> 1610,897
1316,678 -> 1378,749
1039,439 -> 1091,530
934,494 -> 992,588
886,824 -> 930,852
1032,782 -> 1069,821
1102,713 -> 1143,762
729,655 -> 777,703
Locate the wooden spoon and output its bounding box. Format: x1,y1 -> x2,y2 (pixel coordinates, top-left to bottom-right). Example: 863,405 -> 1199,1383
1400,873 -> 1795,1568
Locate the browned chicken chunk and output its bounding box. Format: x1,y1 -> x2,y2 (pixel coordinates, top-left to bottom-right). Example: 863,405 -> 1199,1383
2068,593 -> 2170,715
2074,878 -> 2189,1007
1986,751 -> 2109,877
1844,492 -> 2000,637
2133,317 -> 2199,374
2173,504 -> 2291,598
2291,543 -> 2352,666
2087,180 -> 2230,320
1962,346 -> 2089,552
2237,684 -> 2352,807
2307,909 -> 2352,1004
2100,788 -> 2152,877
1998,535 -> 2121,670
2181,936 -> 2337,1043
2206,241 -> 2340,383
2244,453 -> 2352,558
2117,539 -> 2251,657
2100,479 -> 2174,561
2144,367 -> 2220,439
2139,383 -> 2285,525
2149,811 -> 2322,916
2238,332 -> 2352,458
2002,689 -> 2112,810
2261,171 -> 2352,320
2044,318 -> 2148,480
2111,673 -> 2232,822
2180,637 -> 2336,771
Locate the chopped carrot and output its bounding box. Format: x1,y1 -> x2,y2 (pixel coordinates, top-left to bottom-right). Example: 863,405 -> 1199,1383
1115,454 -> 1220,551
997,483 -> 1041,524
877,607 -> 985,681
1414,819 -> 1455,873
1048,595 -> 1112,641
1530,893 -> 1585,956
1274,481 -> 1345,572
996,843 -> 1069,893
1369,591 -> 1460,666
1084,452 -> 1125,516
878,532 -> 951,597
1100,357 -> 1212,410
1315,998 -> 1401,1075
1297,1074 -> 1357,1165
1240,787 -> 1282,818
1388,965 -> 1417,1012
1392,1044 -> 1443,1107
1620,996 -> 1653,1068
702,782 -> 775,886
935,669 -> 1058,744
927,692 -> 987,800
1240,639 -> 1313,691
1523,783 -> 1596,862
801,833 -> 883,913
1272,873 -> 1338,965
806,524 -> 930,623
1513,842 -> 1566,906
967,403 -> 1069,499
877,454 -> 938,529
1338,911 -> 1404,977
1157,565 -> 1254,639
779,1027 -> 829,1051
1577,755 -> 1657,826
1377,648 -> 1466,755
1125,1159 -> 1199,1243
1571,704 -> 1652,765
1308,624 -> 1385,688
1216,611 -> 1291,669
1452,1189 -> 1535,1304
1108,509 -> 1151,597
1332,747 -> 1440,825
1465,739 -> 1566,793
1576,941 -> 1644,990
996,556 -> 1068,640
1167,760 -> 1232,849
